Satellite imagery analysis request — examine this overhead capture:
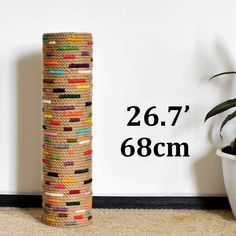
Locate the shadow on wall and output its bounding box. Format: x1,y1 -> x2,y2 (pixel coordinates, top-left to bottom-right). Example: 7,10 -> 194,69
16,52 -> 42,194
193,39 -> 235,195
193,125 -> 225,195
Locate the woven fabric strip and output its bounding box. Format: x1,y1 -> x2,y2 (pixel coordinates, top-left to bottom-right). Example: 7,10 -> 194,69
42,32 -> 93,227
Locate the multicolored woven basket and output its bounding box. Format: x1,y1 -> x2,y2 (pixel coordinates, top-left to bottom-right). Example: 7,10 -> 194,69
42,32 -> 93,227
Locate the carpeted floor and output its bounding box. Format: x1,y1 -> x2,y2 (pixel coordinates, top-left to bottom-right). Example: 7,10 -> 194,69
0,208 -> 236,236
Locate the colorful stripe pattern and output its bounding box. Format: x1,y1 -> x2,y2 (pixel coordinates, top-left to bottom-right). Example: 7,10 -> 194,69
42,32 -> 93,228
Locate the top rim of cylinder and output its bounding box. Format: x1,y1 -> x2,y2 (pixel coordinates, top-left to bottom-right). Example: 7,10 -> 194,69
43,32 -> 92,37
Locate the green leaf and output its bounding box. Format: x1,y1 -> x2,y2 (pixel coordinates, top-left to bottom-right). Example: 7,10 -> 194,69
209,71 -> 236,80
205,99 -> 236,121
220,110 -> 236,138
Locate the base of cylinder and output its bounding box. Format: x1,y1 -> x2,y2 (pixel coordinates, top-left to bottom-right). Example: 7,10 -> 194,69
42,216 -> 93,228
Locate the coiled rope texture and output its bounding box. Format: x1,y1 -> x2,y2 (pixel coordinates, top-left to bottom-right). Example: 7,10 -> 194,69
42,32 -> 93,227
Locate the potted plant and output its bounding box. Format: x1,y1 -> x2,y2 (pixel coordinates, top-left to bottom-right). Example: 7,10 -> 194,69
205,71 -> 236,217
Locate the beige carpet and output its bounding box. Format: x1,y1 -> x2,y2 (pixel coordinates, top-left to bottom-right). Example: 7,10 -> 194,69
0,208 -> 236,236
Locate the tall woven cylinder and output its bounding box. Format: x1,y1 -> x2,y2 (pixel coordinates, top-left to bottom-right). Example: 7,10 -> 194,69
42,32 -> 93,227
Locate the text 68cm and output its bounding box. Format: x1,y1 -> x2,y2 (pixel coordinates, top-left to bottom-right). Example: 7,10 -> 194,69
121,137 -> 190,157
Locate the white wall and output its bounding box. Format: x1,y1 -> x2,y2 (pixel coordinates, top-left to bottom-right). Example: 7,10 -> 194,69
1,0 -> 236,195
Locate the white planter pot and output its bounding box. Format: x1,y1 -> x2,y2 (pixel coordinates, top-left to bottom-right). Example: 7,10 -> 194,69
217,149 -> 236,218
